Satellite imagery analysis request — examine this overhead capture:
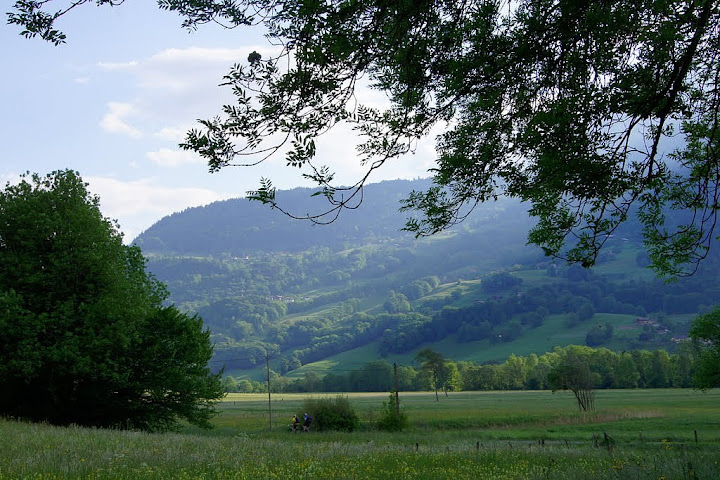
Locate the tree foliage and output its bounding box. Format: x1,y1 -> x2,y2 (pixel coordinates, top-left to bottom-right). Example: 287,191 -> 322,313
689,307 -> 720,390
237,344 -> 697,394
377,392 -> 409,432
300,395 -> 359,432
584,322 -> 614,347
9,0 -> 720,276
143,210 -> 719,371
0,170 -> 224,431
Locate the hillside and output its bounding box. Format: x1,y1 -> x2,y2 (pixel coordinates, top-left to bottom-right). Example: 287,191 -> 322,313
133,179 -> 720,380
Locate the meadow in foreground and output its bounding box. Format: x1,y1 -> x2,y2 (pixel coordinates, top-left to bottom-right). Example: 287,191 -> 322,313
1,389 -> 718,479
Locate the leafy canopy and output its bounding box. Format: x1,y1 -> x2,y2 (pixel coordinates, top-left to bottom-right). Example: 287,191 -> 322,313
9,0 -> 720,276
0,170 -> 224,431
689,307 -> 720,390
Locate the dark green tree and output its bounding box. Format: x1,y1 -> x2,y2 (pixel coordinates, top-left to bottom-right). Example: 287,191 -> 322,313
301,395 -> 359,432
612,352 -> 639,388
689,307 -> 720,390
0,170 -> 224,431
9,0 -> 720,276
585,323 -> 612,347
383,291 -> 412,314
354,360 -> 394,392
377,392 -> 409,432
577,303 -> 597,323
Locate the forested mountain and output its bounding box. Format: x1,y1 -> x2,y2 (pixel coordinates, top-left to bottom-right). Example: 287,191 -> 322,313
137,179 -> 435,255
133,179 -> 720,380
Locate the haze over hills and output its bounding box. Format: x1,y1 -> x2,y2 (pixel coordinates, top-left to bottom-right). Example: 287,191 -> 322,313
135,179 -> 436,255
133,179 -> 720,380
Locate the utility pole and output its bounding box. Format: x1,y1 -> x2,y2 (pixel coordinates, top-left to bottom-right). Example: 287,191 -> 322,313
393,362 -> 400,416
266,351 -> 272,431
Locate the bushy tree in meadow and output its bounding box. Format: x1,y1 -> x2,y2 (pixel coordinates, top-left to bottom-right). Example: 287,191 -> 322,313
585,323 -> 613,347
301,395 -> 359,432
377,392 -> 409,432
0,170 -> 224,431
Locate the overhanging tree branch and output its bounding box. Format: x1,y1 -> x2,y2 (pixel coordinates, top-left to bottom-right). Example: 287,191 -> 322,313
9,0 -> 720,277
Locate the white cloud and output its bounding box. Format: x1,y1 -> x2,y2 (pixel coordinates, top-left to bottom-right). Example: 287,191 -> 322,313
153,47 -> 247,63
153,126 -> 191,141
95,46 -> 260,145
100,102 -> 143,138
86,176 -> 235,241
92,44 -> 435,198
128,47 -> 258,93
296,121 -> 437,187
98,60 -> 139,71
146,148 -> 203,167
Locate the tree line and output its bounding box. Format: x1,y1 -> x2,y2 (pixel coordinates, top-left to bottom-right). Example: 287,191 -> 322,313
224,344 -> 701,394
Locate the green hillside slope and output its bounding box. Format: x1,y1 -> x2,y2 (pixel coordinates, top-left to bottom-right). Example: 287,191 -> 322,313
132,179 -> 720,380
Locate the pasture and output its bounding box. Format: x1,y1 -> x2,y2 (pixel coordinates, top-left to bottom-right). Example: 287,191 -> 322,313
1,389 -> 718,479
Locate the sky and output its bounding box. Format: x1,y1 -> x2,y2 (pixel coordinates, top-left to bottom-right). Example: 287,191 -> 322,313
1,2 -> 436,242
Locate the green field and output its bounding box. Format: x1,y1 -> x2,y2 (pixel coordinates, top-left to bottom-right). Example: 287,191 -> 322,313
1,389 -> 719,479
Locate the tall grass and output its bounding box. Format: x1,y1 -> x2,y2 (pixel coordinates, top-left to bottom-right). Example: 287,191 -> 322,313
1,389 -> 718,479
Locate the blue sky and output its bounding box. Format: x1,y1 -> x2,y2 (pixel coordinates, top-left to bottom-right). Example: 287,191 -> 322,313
2,2 -> 435,242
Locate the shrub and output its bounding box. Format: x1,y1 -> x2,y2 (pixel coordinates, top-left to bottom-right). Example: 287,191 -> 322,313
301,395 -> 359,432
377,392 -> 409,432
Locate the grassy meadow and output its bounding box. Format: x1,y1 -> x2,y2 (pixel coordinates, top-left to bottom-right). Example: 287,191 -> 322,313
1,389 -> 719,479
